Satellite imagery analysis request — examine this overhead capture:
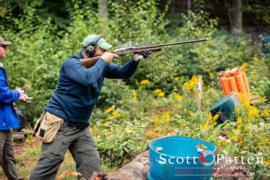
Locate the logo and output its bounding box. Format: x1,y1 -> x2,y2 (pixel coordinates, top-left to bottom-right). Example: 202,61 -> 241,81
198,150 -> 215,166
157,150 -> 215,166
155,150 -> 264,177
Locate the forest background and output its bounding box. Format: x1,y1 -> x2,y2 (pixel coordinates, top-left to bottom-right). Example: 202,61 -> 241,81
0,0 -> 269,179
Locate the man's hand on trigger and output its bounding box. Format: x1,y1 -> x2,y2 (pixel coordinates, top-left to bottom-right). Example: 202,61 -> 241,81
133,49 -> 151,62
101,52 -> 118,64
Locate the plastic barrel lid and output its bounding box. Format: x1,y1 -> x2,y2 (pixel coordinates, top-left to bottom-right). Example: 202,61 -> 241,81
210,94 -> 238,111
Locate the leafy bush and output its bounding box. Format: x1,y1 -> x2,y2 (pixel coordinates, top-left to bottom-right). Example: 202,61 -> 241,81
1,1 -> 269,175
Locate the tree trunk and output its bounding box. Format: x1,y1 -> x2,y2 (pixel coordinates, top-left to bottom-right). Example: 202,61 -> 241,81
187,0 -> 192,11
228,0 -> 242,34
187,0 -> 192,17
98,0 -> 108,18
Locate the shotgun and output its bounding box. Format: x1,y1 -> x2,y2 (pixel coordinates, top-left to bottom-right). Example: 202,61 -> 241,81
80,38 -> 208,68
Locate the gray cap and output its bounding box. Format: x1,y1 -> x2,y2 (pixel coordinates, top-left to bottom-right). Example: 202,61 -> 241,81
82,35 -> 112,50
0,37 -> 11,46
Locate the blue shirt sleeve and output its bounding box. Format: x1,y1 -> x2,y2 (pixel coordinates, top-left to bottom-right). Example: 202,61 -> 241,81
105,59 -> 139,79
63,58 -> 107,86
0,69 -> 20,104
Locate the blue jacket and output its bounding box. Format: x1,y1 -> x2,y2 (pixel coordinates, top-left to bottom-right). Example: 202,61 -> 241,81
0,67 -> 21,130
46,52 -> 139,125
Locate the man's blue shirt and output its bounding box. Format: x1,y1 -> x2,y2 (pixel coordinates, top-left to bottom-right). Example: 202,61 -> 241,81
46,52 -> 138,125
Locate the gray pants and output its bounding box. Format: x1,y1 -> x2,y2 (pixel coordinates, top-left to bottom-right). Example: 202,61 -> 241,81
0,130 -> 19,180
30,123 -> 100,180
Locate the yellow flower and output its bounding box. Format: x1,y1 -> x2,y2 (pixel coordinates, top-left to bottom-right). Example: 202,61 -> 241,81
154,115 -> 161,127
154,89 -> 165,97
261,109 -> 270,117
200,123 -> 209,131
183,75 -> 199,91
174,76 -> 180,81
229,134 -> 238,142
248,106 -> 259,119
208,113 -> 217,127
212,114 -> 219,122
238,94 -> 259,120
200,113 -> 217,131
105,106 -> 120,120
104,106 -> 114,114
208,72 -> 215,79
158,92 -> 165,97
107,109 -> 120,120
236,117 -> 243,130
241,63 -> 248,72
140,79 -> 150,85
238,93 -> 250,108
154,89 -> 162,94
175,93 -> 182,100
163,111 -> 171,123
132,90 -> 138,101
112,110 -> 120,119
217,139 -> 229,150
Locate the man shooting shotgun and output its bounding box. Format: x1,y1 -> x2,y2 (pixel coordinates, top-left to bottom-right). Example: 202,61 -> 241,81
80,38 -> 208,68
30,34 -> 207,179
30,34 -> 151,180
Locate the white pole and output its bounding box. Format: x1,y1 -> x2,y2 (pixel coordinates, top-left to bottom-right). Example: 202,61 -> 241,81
197,75 -> 203,120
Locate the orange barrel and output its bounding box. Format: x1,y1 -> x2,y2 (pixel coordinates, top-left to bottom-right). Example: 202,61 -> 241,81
230,68 -> 238,76
228,76 -> 238,93
235,72 -> 247,94
221,76 -> 231,95
240,71 -> 251,96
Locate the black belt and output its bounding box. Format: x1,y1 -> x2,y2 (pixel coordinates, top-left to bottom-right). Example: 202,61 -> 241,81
63,121 -> 89,130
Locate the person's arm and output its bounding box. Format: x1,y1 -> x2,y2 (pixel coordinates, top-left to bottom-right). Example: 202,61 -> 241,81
104,59 -> 139,79
0,70 -> 20,104
63,58 -> 107,86
105,49 -> 151,79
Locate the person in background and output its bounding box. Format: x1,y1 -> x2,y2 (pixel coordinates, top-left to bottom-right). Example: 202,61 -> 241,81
0,37 -> 29,180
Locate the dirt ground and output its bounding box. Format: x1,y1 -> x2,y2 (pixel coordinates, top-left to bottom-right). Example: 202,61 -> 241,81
0,132 -> 112,180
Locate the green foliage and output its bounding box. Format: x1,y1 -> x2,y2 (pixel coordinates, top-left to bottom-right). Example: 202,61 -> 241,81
133,12 -> 253,91
247,56 -> 270,100
0,0 -> 269,176
109,0 -> 167,42
94,119 -> 146,167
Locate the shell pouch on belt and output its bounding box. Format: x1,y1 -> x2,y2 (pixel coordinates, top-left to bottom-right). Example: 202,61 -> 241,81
33,112 -> 63,143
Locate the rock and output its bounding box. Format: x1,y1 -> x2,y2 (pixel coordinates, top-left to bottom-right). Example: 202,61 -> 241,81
105,151 -> 149,180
